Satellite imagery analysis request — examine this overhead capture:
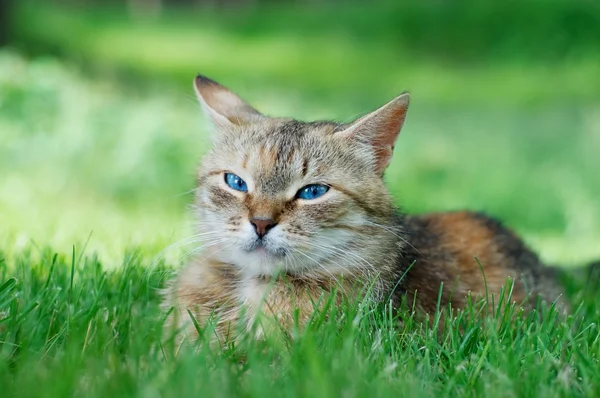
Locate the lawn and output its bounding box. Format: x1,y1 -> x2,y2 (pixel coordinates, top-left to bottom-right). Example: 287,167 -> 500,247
2,2 -> 600,395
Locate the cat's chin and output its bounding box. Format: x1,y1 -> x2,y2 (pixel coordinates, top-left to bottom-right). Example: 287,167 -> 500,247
247,246 -> 270,256
241,238 -> 288,258
242,247 -> 281,261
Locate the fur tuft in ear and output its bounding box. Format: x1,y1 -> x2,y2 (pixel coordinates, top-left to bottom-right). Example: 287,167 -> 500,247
337,93 -> 410,175
194,75 -> 263,129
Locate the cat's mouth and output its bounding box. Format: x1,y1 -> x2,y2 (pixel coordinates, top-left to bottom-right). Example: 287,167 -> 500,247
243,239 -> 287,257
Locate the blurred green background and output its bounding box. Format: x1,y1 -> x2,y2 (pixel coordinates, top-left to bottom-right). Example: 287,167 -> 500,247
1,0 -> 599,265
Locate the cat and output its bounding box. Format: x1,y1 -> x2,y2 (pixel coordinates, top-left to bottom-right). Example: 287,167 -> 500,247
162,75 -> 573,343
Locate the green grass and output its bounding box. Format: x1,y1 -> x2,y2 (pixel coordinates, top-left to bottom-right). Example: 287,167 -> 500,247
2,3 -> 600,393
1,248 -> 600,397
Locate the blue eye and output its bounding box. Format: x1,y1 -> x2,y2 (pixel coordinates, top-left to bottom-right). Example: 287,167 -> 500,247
296,184 -> 329,200
224,173 -> 248,192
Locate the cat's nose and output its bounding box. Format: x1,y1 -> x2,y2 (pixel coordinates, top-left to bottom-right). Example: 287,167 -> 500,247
250,218 -> 276,238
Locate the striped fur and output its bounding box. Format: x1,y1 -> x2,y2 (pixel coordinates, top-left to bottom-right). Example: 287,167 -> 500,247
162,76 -> 568,344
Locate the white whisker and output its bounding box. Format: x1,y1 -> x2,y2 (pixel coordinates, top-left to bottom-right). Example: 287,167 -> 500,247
362,220 -> 420,255
289,247 -> 341,284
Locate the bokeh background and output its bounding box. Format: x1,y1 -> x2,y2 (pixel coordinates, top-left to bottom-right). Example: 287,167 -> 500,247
1,0 -> 599,266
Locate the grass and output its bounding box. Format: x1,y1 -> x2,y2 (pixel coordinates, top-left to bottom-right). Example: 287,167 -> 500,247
1,3 -> 600,394
1,248 -> 600,397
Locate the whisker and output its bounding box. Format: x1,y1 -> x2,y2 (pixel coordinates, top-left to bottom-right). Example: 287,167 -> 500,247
314,236 -> 375,267
362,220 -> 421,255
178,238 -> 234,263
292,239 -> 371,282
305,242 -> 367,277
148,233 -> 227,272
289,247 -> 341,284
173,187 -> 198,198
149,233 -> 222,264
312,236 -> 378,272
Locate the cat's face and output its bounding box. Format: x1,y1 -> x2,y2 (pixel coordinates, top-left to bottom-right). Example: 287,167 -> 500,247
193,76 -> 409,277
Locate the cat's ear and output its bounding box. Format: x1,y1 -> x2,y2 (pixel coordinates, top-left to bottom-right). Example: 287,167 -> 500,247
337,93 -> 410,175
194,75 -> 263,130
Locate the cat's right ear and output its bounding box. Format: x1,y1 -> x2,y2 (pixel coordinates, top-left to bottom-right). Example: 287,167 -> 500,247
194,75 -> 263,130
335,92 -> 409,175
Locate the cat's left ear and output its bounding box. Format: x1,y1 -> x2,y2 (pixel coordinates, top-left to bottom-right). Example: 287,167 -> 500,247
194,75 -> 263,130
337,93 -> 410,175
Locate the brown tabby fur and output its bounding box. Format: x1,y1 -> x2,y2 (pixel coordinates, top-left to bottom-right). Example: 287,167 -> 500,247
162,76 -> 568,344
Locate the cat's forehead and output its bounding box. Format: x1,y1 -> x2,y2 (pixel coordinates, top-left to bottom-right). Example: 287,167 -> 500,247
246,119 -> 339,144
216,119 -> 345,193
220,119 -> 340,156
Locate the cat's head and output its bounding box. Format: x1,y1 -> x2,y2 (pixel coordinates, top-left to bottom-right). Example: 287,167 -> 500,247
193,76 -> 409,277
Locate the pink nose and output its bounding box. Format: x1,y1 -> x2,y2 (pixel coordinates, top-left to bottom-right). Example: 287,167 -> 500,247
250,218 -> 276,238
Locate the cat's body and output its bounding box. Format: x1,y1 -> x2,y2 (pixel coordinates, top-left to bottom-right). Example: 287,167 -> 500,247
163,76 -> 568,343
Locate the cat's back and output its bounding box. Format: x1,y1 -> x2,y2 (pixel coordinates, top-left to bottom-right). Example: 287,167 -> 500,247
398,211 -> 565,313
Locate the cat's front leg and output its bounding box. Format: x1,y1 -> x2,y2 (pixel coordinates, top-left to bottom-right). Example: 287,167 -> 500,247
237,275 -> 344,340
162,259 -> 241,345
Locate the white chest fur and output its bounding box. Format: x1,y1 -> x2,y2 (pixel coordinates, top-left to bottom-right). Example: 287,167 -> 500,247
235,276 -> 271,337
238,276 -> 268,308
